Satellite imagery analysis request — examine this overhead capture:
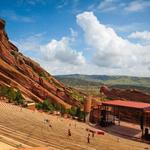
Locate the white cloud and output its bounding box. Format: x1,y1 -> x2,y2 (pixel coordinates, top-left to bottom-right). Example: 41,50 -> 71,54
87,0 -> 126,13
14,32 -> 87,75
124,0 -> 150,12
13,33 -> 44,52
128,31 -> 150,41
98,0 -> 117,12
40,37 -> 85,65
56,0 -> 69,9
107,23 -> 144,33
13,11 -> 150,77
69,28 -> 78,42
17,0 -> 47,6
76,11 -> 150,71
88,0 -> 150,14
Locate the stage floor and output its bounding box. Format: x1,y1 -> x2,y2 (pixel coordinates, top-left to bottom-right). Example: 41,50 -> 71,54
101,121 -> 142,139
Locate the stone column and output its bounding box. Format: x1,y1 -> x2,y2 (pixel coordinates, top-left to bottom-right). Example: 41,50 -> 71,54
84,96 -> 92,123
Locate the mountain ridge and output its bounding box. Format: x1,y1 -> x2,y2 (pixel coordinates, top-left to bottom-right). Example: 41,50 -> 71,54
55,74 -> 150,87
55,74 -> 150,94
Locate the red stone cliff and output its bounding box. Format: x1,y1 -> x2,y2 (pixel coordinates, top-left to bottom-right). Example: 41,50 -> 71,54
0,19 -> 84,108
100,85 -> 150,103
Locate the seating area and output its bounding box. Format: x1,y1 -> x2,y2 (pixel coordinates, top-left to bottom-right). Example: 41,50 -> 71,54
0,101 -> 149,150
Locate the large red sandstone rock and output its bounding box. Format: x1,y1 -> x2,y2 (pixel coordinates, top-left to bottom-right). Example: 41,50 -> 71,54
0,19 -> 83,108
100,85 -> 150,103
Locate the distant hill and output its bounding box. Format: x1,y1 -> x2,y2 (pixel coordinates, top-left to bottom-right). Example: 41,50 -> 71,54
55,74 -> 150,95
55,76 -> 102,87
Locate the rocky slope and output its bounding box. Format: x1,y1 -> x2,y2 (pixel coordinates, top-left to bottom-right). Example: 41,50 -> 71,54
100,85 -> 150,103
0,19 -> 85,108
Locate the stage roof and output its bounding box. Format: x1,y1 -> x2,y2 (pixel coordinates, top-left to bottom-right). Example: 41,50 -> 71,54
102,100 -> 150,110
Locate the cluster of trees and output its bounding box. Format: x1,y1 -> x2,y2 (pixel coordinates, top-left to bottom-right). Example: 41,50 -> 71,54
0,86 -> 24,105
36,99 -> 85,120
0,86 -> 85,120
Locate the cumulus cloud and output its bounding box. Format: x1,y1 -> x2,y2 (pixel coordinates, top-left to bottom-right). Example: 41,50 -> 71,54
14,11 -> 150,76
40,37 -> 85,65
76,11 -> 150,70
70,28 -> 78,39
108,23 -> 144,33
128,31 -> 150,41
124,0 -> 150,12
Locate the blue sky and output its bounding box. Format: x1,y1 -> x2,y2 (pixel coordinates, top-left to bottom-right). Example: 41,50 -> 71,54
0,0 -> 150,77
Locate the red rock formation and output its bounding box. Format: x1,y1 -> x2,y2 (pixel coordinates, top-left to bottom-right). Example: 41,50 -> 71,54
0,19 -> 84,108
100,85 -> 150,103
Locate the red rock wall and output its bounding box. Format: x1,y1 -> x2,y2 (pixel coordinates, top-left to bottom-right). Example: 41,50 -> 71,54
100,86 -> 150,103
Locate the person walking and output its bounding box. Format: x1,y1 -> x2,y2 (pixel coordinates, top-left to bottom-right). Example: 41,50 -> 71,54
92,131 -> 95,138
49,123 -> 52,128
87,133 -> 90,144
68,128 -> 71,137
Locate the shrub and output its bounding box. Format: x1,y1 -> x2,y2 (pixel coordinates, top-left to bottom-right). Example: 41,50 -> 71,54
0,86 -> 24,105
35,99 -> 84,119
15,90 -> 24,105
36,103 -> 43,110
39,72 -> 47,78
69,107 -> 77,116
76,107 -> 85,121
53,103 -> 61,111
36,99 -> 56,112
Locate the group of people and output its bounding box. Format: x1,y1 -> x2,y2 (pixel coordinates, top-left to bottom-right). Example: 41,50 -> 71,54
67,122 -> 95,144
44,118 -> 53,128
67,128 -> 93,144
44,118 -> 94,144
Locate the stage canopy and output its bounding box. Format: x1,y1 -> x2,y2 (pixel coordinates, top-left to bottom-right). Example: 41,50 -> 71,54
102,100 -> 150,111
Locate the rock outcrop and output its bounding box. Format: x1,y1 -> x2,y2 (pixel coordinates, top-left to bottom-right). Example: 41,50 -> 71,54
100,85 -> 150,103
0,19 -> 84,108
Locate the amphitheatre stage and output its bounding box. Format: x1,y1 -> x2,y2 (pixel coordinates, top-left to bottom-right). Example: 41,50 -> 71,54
0,101 -> 149,150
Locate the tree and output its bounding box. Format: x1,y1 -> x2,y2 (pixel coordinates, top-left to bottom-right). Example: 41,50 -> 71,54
76,107 -> 81,117
42,99 -> 50,111
15,90 -> 24,105
7,87 -> 16,102
0,87 -> 24,105
53,103 -> 61,111
48,103 -> 55,112
60,105 -> 66,115
36,103 -> 43,110
38,99 -> 56,112
76,107 -> 84,121
69,107 -> 77,116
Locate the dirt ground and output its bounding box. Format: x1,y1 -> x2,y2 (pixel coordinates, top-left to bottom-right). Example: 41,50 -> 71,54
0,141 -> 16,150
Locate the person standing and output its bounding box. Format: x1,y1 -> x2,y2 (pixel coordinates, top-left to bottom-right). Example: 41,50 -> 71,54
87,133 -> 90,144
92,131 -> 94,138
68,128 -> 71,137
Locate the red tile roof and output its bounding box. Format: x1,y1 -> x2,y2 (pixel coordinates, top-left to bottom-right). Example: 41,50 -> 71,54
102,100 -> 150,110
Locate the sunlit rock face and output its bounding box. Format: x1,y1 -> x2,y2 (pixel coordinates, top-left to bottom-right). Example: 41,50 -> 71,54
0,19 -> 83,109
